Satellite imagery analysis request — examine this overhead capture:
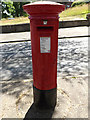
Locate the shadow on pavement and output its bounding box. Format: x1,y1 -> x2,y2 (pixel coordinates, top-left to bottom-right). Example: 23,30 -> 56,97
0,37 -> 88,98
23,103 -> 55,119
1,42 -> 33,98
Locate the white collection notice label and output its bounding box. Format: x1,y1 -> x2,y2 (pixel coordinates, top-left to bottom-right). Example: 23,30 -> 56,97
40,37 -> 51,53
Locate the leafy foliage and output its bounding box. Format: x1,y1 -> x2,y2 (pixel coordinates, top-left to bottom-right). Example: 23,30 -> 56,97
13,2 -> 30,17
2,1 -> 30,18
2,0 -> 15,18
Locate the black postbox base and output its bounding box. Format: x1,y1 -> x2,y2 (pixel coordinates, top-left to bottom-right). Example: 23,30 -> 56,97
33,86 -> 57,110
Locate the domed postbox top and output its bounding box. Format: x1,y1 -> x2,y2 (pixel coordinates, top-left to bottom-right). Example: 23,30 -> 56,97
23,1 -> 65,16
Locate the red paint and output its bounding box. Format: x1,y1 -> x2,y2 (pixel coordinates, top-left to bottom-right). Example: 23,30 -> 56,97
23,1 -> 65,90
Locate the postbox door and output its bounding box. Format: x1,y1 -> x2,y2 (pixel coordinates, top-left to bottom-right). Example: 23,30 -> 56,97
31,24 -> 58,90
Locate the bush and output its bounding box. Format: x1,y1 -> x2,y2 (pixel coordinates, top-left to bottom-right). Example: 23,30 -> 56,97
2,0 -> 15,18
2,1 -> 30,18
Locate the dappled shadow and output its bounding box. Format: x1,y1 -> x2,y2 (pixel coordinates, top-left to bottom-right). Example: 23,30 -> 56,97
1,41 -> 32,81
57,37 -> 88,81
1,41 -> 33,98
0,37 -> 88,98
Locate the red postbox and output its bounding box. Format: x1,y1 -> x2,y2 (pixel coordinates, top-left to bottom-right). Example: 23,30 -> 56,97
23,1 -> 65,109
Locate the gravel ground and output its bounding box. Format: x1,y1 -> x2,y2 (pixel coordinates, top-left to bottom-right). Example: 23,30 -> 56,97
0,34 -> 88,118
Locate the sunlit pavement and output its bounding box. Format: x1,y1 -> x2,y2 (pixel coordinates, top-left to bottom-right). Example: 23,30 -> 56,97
1,26 -> 89,43
0,27 -> 88,118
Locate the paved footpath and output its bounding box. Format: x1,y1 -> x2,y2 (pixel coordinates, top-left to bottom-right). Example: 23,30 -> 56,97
0,26 -> 89,119
1,26 -> 89,42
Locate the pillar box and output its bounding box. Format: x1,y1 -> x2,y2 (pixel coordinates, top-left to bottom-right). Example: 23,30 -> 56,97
23,1 -> 65,109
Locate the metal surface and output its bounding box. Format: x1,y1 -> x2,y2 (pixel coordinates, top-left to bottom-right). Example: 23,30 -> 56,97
23,1 -> 65,15
23,1 -> 65,111
23,1 -> 65,90
33,86 -> 57,109
40,37 -> 51,53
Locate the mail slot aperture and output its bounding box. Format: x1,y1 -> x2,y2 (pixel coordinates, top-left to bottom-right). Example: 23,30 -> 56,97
37,26 -> 53,31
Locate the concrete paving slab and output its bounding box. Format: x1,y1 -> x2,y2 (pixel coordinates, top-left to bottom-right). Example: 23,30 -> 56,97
1,32 -> 30,43
58,26 -> 89,37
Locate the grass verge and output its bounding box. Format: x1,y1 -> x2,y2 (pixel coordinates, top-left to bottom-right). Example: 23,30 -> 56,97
60,4 -> 89,20
0,16 -> 29,25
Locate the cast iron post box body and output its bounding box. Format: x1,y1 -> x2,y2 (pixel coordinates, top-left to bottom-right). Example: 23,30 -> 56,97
23,1 -> 65,109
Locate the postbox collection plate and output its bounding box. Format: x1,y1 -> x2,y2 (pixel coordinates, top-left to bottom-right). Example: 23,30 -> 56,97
40,37 -> 51,53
